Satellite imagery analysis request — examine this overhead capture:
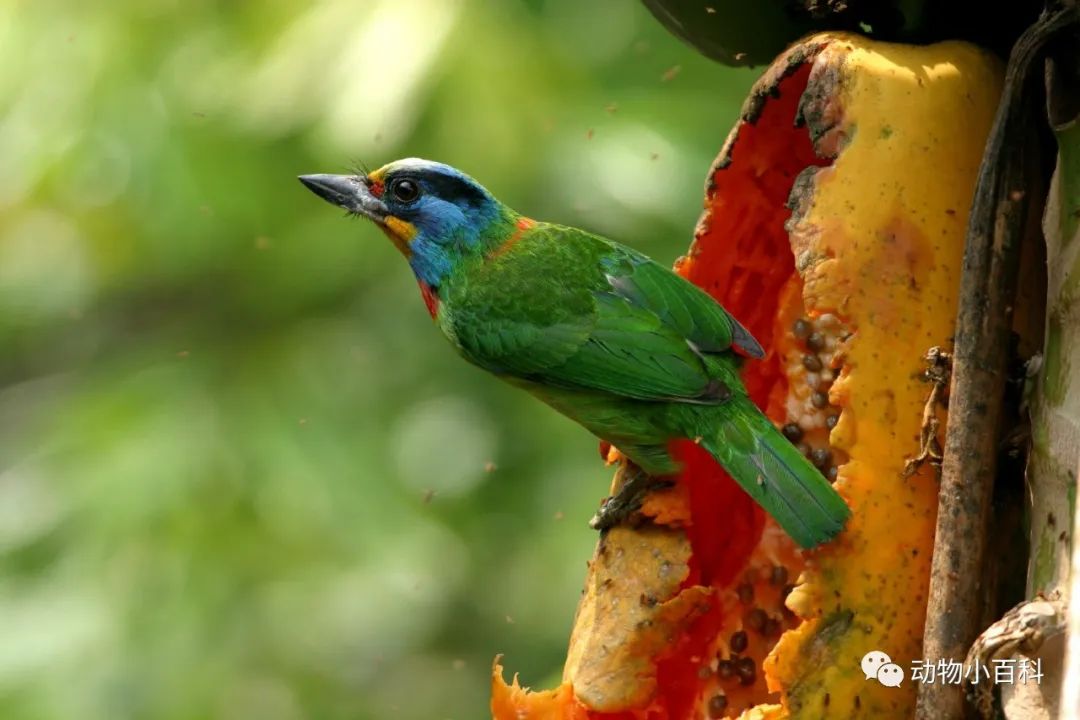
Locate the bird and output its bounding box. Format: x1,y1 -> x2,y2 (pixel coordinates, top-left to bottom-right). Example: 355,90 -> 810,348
298,158 -> 849,548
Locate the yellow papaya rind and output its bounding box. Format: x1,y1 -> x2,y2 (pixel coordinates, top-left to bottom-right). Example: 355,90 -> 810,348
564,522 -> 710,712
762,34 -> 1004,718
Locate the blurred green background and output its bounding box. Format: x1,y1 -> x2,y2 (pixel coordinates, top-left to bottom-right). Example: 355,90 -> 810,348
0,1 -> 754,718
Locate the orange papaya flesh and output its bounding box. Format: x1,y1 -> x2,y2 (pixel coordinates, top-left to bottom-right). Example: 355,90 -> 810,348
493,33 -> 1002,720
492,657 -> 590,720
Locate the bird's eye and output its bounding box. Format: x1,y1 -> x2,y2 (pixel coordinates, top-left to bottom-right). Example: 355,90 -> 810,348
390,178 -> 420,203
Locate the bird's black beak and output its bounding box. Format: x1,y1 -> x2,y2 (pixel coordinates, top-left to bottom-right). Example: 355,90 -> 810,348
298,173 -> 388,222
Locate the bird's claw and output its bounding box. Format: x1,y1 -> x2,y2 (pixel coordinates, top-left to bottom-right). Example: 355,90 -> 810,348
589,466 -> 672,531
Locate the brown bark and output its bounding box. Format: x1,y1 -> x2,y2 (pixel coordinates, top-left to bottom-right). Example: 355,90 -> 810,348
916,7 -> 1079,719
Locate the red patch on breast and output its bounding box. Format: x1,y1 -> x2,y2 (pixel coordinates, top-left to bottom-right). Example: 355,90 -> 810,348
417,279 -> 439,318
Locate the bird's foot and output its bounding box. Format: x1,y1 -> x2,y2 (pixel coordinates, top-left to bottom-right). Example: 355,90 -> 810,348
589,466 -> 673,531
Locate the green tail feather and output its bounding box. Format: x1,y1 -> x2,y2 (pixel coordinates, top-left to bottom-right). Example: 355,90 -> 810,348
699,396 -> 850,549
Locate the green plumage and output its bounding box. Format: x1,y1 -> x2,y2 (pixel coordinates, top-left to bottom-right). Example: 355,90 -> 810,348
439,222 -> 849,548
298,160 -> 850,548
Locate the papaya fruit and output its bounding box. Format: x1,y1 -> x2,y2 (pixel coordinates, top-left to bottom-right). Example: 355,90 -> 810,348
492,32 -> 1003,720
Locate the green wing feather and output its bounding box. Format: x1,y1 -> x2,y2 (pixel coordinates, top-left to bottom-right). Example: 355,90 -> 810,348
445,223 -> 754,402
536,292 -> 720,400
599,250 -> 763,358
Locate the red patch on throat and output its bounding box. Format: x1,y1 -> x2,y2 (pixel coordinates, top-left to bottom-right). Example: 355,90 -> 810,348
417,279 -> 439,318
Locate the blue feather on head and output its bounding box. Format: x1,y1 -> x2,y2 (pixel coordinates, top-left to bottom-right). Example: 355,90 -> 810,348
371,158 -> 505,287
